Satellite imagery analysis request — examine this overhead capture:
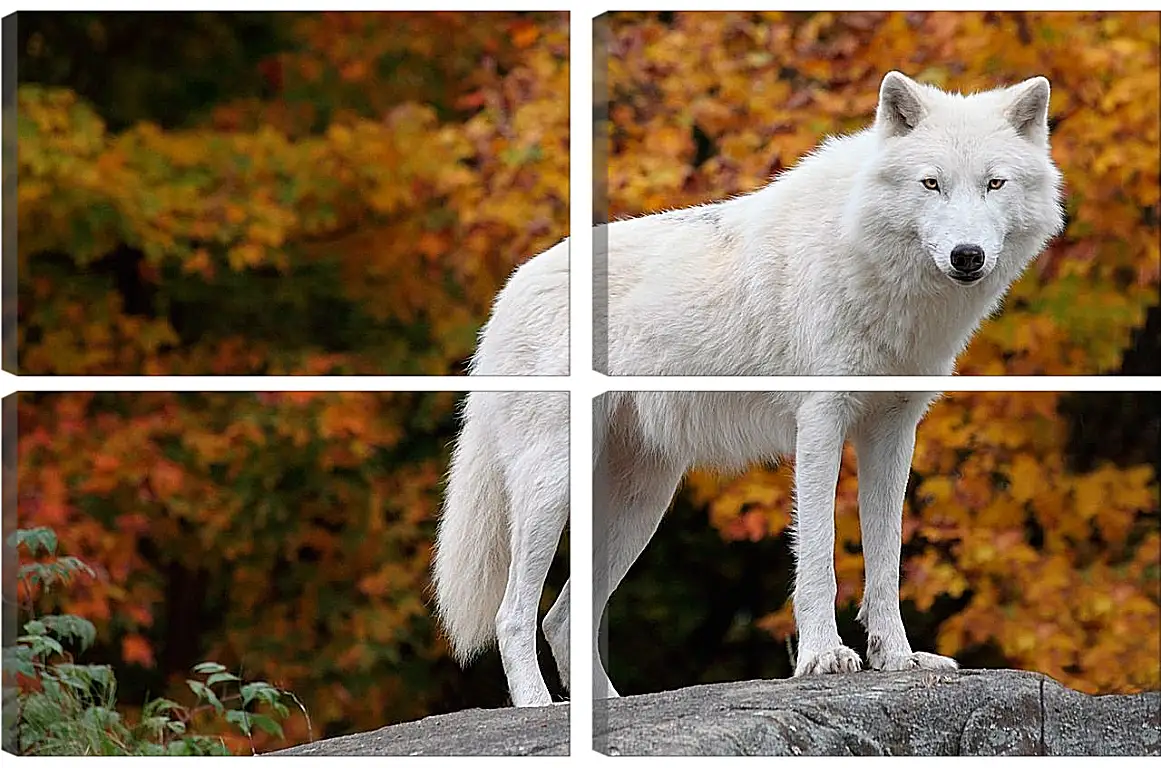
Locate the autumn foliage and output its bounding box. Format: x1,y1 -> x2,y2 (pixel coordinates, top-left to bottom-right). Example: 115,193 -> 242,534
16,391 -> 468,750
11,12 -> 1160,757
14,11 -> 569,753
16,12 -> 569,375
603,11 -> 1159,694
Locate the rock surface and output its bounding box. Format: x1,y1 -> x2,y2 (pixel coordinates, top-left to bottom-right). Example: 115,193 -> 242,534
267,701 -> 569,756
268,670 -> 1159,757
596,669 -> 1160,756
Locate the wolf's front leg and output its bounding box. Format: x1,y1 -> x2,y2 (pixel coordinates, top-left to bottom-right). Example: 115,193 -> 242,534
792,396 -> 861,675
852,402 -> 957,672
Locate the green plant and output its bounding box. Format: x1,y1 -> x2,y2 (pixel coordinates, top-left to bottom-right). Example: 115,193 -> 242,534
3,526 -> 309,755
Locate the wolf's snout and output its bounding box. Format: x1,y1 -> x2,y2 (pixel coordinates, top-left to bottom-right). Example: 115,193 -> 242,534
949,244 -> 986,281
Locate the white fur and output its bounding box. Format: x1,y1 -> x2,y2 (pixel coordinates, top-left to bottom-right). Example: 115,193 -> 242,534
431,242 -> 571,707
434,72 -> 1065,706
599,73 -> 1063,378
431,390 -> 570,707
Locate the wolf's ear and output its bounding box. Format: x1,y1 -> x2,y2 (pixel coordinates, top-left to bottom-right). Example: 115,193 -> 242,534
1005,77 -> 1051,143
876,71 -> 928,138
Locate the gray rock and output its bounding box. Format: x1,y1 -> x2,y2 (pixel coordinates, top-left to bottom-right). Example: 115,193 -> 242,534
595,669 -> 1160,756
267,702 -> 569,756
265,670 -> 1159,757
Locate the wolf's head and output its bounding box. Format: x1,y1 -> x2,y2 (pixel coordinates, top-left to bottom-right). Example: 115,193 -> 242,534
860,71 -> 1065,289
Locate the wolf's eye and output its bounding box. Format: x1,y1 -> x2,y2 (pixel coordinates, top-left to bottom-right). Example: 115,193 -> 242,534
987,178 -> 1007,191
921,178 -> 940,191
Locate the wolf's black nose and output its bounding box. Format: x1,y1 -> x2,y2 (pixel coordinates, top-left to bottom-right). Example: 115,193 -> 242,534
950,244 -> 985,274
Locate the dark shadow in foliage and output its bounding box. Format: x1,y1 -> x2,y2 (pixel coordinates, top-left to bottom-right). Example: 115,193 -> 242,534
16,11 -> 293,132
606,389 -> 1160,694
606,492 -> 796,695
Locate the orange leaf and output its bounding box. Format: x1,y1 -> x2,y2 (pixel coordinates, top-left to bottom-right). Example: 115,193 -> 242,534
122,634 -> 155,667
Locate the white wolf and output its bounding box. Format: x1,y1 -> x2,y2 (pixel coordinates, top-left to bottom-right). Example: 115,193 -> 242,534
432,71 -> 1065,706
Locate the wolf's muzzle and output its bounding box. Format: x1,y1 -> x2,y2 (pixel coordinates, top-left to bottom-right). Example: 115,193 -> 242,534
949,243 -> 986,283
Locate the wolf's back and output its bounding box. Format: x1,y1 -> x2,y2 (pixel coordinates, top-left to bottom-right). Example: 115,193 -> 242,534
470,238 -> 569,377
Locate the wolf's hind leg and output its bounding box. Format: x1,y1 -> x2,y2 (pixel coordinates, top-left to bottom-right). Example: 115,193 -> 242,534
496,425 -> 569,707
542,579 -> 570,693
593,439 -> 683,699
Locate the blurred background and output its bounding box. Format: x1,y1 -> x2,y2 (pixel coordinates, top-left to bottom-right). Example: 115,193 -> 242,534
13,391 -> 569,753
13,11 -> 570,375
601,11 -> 1159,376
606,390 -> 1160,697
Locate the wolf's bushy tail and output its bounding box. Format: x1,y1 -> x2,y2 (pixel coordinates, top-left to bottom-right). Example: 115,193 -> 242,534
432,399 -> 510,664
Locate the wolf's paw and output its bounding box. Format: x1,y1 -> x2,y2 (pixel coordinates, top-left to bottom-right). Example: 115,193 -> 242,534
794,644 -> 862,676
871,650 -> 959,672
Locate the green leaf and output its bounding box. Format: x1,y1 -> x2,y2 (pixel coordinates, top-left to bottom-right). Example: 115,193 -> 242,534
192,661 -> 227,675
20,633 -> 64,658
40,614 -> 98,652
81,705 -> 122,730
144,697 -> 184,718
9,527 -> 58,556
55,556 -> 97,580
140,715 -> 171,738
54,663 -> 115,697
19,558 -> 95,589
1,646 -> 37,678
205,671 -> 240,687
240,681 -> 277,707
224,708 -> 253,736
23,620 -> 48,636
186,680 -> 224,713
247,713 -> 285,739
